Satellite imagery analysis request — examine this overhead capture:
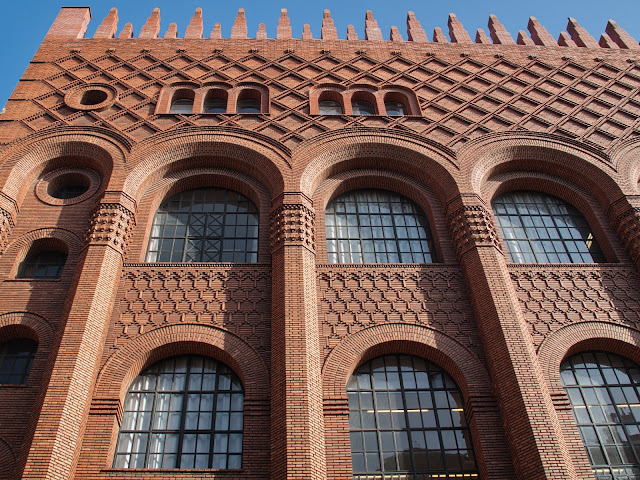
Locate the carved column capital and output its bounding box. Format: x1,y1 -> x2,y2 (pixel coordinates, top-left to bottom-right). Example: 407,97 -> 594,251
269,203 -> 315,253
447,204 -> 502,258
86,203 -> 135,254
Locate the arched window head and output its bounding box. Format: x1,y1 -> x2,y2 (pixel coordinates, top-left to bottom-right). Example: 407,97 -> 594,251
169,98 -> 194,114
319,100 -> 343,115
385,101 -> 408,116
0,338 -> 37,385
348,355 -> 478,479
146,188 -> 259,263
352,100 -> 376,115
492,191 -> 605,264
18,248 -> 67,279
325,190 -> 436,264
114,355 -> 244,469
561,352 -> 640,479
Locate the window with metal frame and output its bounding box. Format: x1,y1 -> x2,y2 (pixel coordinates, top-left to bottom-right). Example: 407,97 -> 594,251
0,338 -> 37,385
17,250 -> 67,279
492,191 -> 605,264
561,352 -> 640,480
318,100 -> 343,115
351,100 -> 376,115
348,355 -> 479,480
146,188 -> 259,263
114,355 -> 244,470
325,189 -> 436,264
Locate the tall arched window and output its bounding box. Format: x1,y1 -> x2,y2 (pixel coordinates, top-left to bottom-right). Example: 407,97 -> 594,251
146,188 -> 259,263
0,338 -> 37,385
114,355 -> 244,469
492,191 -> 605,263
561,352 -> 640,479
348,355 -> 478,479
325,190 -> 436,264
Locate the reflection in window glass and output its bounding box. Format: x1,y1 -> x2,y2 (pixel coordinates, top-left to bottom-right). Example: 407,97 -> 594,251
348,355 -> 478,480
492,191 -> 605,264
18,251 -> 66,279
325,190 -> 436,264
561,352 -> 640,480
169,99 -> 194,114
146,188 -> 259,263
352,100 -> 376,115
237,98 -> 261,113
318,100 -> 343,115
0,339 -> 37,385
204,98 -> 227,114
385,101 -> 408,116
114,356 -> 244,470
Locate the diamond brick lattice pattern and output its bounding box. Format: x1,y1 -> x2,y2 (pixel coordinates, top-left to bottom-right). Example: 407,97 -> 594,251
16,47 -> 640,151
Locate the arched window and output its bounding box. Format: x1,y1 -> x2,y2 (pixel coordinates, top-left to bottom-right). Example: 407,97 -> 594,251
492,191 -> 605,263
204,90 -> 227,114
114,355 -> 244,469
0,338 -> 37,385
325,190 -> 436,264
385,101 -> 408,116
318,100 -> 343,115
348,355 -> 478,479
236,90 -> 262,114
169,99 -> 194,114
352,100 -> 376,115
561,352 -> 640,479
146,188 -> 259,263
18,250 -> 67,279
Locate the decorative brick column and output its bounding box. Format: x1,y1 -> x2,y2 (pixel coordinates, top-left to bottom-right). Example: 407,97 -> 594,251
20,192 -> 135,480
610,195 -> 640,270
269,194 -> 327,480
446,194 -> 592,480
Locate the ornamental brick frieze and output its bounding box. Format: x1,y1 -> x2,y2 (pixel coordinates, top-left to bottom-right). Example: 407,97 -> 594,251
447,204 -> 502,258
86,203 -> 135,254
0,207 -> 15,253
269,204 -> 315,253
317,265 -> 481,361
114,265 -> 271,361
509,265 -> 640,348
613,205 -> 640,263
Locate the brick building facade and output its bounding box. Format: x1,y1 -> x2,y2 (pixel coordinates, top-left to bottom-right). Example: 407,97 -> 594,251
1,6 -> 640,480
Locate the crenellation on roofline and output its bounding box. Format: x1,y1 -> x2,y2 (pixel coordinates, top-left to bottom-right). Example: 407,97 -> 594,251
46,6 -> 640,50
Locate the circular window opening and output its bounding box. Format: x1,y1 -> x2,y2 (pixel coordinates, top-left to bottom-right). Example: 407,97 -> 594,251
47,173 -> 90,200
80,90 -> 108,106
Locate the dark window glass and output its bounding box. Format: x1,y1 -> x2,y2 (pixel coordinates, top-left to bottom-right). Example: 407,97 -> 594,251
352,100 -> 376,115
319,100 -> 343,115
18,251 -> 66,279
0,338 -> 37,385
237,98 -> 261,114
146,188 -> 259,263
561,352 -> 640,480
204,98 -> 227,114
325,190 -> 436,264
50,184 -> 88,199
385,101 -> 408,116
170,99 -> 194,114
492,191 -> 605,264
114,355 -> 244,470
348,355 -> 478,480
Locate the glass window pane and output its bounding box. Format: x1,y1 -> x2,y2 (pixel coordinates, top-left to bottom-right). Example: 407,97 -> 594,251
0,338 -> 37,385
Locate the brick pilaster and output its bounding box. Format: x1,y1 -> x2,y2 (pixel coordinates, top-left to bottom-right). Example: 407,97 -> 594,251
20,193 -> 135,480
446,194 -> 592,480
610,196 -> 640,269
269,195 -> 327,480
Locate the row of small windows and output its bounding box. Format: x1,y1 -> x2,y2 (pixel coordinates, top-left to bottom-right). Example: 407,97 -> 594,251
169,90 -> 262,115
1,337 -> 638,479
319,99 -> 409,116
141,187 -> 604,265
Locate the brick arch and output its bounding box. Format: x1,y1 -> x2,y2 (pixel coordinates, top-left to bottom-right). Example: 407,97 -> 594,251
0,312 -> 54,347
95,323 -> 269,401
481,171 -> 627,263
0,129 -> 126,209
609,136 -> 640,195
4,228 -> 83,258
458,131 -> 623,208
0,436 -> 16,480
294,129 -> 460,203
323,323 -> 492,400
123,128 -> 290,201
538,321 -> 640,395
312,168 -> 457,263
129,167 -> 272,262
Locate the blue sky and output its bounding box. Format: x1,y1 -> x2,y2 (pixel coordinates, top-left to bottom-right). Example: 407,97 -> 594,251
2,0 -> 640,108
